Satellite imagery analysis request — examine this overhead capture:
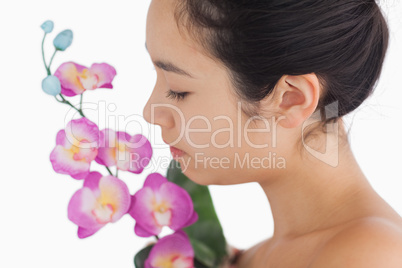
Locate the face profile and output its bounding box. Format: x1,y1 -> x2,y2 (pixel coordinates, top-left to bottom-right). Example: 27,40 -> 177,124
143,1 -> 402,267
143,0 -> 325,186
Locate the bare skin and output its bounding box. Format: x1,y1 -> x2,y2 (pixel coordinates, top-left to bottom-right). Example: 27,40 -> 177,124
144,0 -> 402,267
230,125 -> 402,267
234,124 -> 402,268
237,198 -> 402,268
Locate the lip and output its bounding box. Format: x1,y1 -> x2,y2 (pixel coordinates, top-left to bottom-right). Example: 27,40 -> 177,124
170,146 -> 186,159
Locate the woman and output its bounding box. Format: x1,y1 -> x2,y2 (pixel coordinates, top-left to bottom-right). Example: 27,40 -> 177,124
142,0 -> 402,267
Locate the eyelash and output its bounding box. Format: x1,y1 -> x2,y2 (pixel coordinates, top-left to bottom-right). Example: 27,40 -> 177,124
165,89 -> 189,101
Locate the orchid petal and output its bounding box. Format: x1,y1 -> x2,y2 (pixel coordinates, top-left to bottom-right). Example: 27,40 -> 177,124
134,223 -> 158,238
68,175 -> 130,238
50,118 -> 99,179
114,131 -> 133,171
55,130 -> 69,147
130,187 -> 162,237
71,171 -> 91,180
68,187 -> 100,228
96,129 -> 117,167
184,209 -> 199,228
78,226 -> 102,239
65,117 -> 99,145
129,173 -> 197,237
89,63 -> 117,89
96,129 -> 152,174
146,230 -> 194,268
50,145 -> 90,179
54,61 -> 116,96
159,182 -> 196,231
127,134 -> 153,174
143,173 -> 167,192
83,171 -> 102,194
98,175 -> 131,222
54,62 -> 87,96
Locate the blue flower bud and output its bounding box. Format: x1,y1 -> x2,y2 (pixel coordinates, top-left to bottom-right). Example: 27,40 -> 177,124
40,20 -> 54,33
53,30 -> 73,51
42,75 -> 61,96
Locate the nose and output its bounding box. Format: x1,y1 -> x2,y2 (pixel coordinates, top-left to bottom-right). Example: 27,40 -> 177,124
143,88 -> 175,129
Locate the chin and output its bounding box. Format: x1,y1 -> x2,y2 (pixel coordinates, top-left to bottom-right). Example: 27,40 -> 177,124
181,168 -> 214,186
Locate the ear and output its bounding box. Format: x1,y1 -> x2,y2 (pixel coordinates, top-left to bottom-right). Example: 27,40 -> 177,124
271,74 -> 321,128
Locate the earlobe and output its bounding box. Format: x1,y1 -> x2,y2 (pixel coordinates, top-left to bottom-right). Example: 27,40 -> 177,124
276,74 -> 321,128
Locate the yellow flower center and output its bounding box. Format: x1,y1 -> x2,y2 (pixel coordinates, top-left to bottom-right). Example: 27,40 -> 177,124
152,200 -> 172,226
92,203 -> 114,224
78,69 -> 99,90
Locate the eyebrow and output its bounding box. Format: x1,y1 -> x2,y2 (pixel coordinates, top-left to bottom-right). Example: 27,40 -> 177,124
145,42 -> 196,79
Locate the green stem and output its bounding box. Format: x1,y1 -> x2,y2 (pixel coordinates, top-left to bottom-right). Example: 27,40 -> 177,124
80,94 -> 83,111
105,166 -> 113,176
115,168 -> 119,178
55,94 -> 86,118
48,49 -> 57,71
154,235 -> 160,240
42,33 -> 50,75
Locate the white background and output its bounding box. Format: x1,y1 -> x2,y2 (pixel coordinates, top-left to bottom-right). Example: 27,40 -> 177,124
0,0 -> 401,267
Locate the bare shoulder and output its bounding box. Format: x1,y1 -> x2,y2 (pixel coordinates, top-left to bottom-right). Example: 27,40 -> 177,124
308,217 -> 402,268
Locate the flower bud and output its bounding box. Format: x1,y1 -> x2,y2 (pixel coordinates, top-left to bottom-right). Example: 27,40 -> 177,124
40,20 -> 54,33
53,30 -> 73,51
42,75 -> 61,96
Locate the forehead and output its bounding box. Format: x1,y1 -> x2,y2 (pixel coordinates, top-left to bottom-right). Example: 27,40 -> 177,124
145,0 -> 224,80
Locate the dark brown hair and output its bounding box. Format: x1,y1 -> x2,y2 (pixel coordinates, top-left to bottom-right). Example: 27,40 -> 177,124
173,0 -> 389,145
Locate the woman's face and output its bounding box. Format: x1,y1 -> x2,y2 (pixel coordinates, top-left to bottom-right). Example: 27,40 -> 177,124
143,0 -> 289,185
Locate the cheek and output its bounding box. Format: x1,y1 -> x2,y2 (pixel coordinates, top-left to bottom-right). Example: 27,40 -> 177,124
182,111 -> 253,158
176,112 -> 285,185
184,118 -> 212,150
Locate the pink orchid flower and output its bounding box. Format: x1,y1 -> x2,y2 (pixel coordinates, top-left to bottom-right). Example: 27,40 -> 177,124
129,173 -> 198,237
54,62 -> 116,96
95,129 -> 152,174
145,230 -> 194,268
68,172 -> 131,238
50,117 -> 99,180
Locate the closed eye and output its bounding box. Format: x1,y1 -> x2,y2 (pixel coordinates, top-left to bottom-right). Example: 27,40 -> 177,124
165,89 -> 189,101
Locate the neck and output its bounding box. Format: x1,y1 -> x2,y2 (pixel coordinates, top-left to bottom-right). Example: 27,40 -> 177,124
258,122 -> 377,240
